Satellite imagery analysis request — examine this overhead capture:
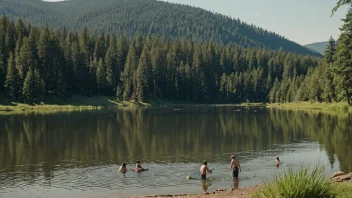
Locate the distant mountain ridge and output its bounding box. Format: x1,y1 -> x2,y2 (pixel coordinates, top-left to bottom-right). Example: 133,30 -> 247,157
0,0 -> 320,56
305,41 -> 329,55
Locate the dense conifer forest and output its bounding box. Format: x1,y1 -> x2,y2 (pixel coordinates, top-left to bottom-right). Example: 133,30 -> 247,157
0,0 -> 319,56
0,0 -> 351,105
0,16 -> 326,103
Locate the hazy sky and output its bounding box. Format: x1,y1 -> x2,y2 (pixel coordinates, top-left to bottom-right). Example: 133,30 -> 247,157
44,0 -> 349,45
160,0 -> 349,45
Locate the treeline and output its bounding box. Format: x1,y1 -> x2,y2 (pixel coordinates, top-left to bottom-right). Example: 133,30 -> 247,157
0,16 -> 322,103
0,0 -> 320,56
269,7 -> 352,105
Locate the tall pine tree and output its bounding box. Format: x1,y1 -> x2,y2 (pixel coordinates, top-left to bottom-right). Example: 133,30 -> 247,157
334,8 -> 352,105
22,68 -> 36,101
5,53 -> 21,98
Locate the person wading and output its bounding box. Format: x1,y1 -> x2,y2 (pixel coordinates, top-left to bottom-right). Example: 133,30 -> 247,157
228,155 -> 241,178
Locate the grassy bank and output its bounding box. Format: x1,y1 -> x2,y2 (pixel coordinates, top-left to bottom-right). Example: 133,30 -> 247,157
0,95 -> 153,114
335,182 -> 352,198
267,102 -> 352,113
254,165 -> 352,198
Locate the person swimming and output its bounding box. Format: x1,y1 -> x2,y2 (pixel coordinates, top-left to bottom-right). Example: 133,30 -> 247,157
135,160 -> 148,172
229,155 -> 241,178
119,162 -> 127,173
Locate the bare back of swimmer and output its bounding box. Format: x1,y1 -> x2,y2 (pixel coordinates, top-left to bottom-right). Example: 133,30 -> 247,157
229,155 -> 241,178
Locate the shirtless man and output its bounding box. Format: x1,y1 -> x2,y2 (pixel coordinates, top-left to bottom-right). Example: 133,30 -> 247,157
229,155 -> 241,178
200,160 -> 213,180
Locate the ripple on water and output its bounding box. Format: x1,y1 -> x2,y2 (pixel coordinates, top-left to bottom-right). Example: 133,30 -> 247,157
0,141 -> 343,198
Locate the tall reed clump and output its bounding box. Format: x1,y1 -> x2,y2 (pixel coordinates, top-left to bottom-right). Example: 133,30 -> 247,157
253,165 -> 337,198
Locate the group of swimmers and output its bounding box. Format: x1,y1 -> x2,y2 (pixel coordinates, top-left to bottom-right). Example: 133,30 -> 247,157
119,156 -> 280,194
119,160 -> 148,173
119,155 -> 280,178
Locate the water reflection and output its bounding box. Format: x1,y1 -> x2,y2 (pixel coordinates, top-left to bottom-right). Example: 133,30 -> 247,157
232,178 -> 239,190
0,107 -> 351,197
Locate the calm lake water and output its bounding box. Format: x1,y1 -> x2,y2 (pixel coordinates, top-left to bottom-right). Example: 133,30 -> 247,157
0,106 -> 351,198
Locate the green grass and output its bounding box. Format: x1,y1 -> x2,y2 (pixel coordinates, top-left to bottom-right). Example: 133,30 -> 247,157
268,102 -> 352,113
240,102 -> 267,107
334,182 -> 352,198
0,95 -> 122,114
253,165 -> 337,198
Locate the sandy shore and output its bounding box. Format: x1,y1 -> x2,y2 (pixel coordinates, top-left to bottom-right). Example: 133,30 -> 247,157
140,185 -> 263,198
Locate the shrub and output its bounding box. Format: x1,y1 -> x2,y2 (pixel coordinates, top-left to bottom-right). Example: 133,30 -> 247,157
253,165 -> 336,198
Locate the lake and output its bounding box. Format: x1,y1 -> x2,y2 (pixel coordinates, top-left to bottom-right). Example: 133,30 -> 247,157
0,106 -> 351,198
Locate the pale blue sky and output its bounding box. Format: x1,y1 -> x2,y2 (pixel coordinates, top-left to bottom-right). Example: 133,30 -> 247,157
44,0 -> 349,45
160,0 -> 349,45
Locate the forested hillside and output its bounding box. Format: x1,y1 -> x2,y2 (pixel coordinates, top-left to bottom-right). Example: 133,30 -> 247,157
305,41 -> 328,55
0,0 -> 319,56
0,16 -> 323,103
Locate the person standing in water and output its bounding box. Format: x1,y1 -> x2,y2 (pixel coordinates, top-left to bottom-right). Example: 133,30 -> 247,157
229,155 -> 241,178
276,156 -> 280,167
200,160 -> 213,194
200,160 -> 213,180
119,162 -> 127,173
135,160 -> 148,172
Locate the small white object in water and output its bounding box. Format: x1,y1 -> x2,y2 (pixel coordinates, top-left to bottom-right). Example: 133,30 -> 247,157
186,175 -> 192,180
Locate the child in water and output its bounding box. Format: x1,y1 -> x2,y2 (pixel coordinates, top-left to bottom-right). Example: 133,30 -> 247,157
200,160 -> 213,180
135,160 -> 148,172
276,156 -> 280,167
119,163 -> 127,173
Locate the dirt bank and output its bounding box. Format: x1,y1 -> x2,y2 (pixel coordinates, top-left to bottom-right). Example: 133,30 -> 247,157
141,185 -> 263,198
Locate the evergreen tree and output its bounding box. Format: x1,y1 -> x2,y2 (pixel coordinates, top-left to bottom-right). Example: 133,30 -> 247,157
18,37 -> 34,80
135,46 -> 151,102
332,0 -> 352,15
105,34 -> 117,94
34,68 -> 45,96
5,53 -> 21,98
324,36 -> 336,64
122,44 -> 137,100
0,52 -> 4,92
5,22 -> 16,64
334,8 -> 352,105
96,58 -> 105,94
0,16 -> 7,69
37,27 -> 51,92
116,33 -> 129,99
22,68 -> 36,101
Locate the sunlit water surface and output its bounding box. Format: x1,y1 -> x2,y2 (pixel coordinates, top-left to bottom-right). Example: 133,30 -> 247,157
0,107 -> 351,197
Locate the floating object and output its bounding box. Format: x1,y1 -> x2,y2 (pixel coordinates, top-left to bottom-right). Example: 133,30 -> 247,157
186,175 -> 192,180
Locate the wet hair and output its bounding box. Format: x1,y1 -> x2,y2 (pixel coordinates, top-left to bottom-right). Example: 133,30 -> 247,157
122,163 -> 126,167
231,155 -> 235,159
203,160 -> 207,165
136,160 -> 141,163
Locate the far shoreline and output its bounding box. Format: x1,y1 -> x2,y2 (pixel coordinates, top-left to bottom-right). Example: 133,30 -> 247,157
267,102 -> 352,113
1,95 -> 351,115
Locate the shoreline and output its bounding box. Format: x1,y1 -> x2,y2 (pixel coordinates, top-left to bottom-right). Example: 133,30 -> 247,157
139,185 -> 263,198
1,97 -> 351,115
267,102 -> 352,113
138,181 -> 352,198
